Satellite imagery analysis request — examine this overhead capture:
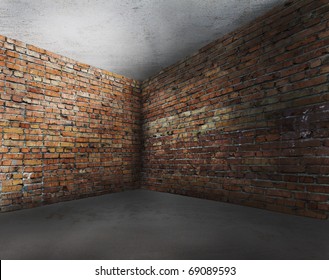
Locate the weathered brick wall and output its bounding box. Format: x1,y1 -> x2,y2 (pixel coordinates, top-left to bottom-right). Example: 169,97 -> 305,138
0,35 -> 142,211
142,0 -> 329,219
1,0 -> 328,219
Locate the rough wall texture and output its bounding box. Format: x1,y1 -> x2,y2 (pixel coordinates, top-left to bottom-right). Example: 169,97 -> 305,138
0,35 -> 141,211
142,0 -> 329,219
1,0 -> 329,219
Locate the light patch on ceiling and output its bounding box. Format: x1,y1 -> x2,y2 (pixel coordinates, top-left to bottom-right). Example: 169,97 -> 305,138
0,0 -> 286,80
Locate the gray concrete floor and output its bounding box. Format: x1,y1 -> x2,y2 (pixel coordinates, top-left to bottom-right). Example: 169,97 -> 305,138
0,189 -> 328,260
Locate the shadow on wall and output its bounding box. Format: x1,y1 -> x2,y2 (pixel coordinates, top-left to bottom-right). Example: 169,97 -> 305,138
141,0 -> 329,219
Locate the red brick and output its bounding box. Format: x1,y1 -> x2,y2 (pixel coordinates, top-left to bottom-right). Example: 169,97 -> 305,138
0,35 -> 141,212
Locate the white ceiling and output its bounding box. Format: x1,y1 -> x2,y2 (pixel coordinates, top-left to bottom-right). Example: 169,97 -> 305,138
0,0 -> 285,80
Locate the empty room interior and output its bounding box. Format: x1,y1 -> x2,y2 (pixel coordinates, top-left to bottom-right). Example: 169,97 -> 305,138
0,0 -> 329,260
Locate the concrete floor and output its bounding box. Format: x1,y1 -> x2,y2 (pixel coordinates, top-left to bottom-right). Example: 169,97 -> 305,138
0,189 -> 328,260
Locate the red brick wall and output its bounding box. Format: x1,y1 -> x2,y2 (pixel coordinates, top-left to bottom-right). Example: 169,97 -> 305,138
142,0 -> 329,219
0,35 -> 142,211
1,0 -> 329,219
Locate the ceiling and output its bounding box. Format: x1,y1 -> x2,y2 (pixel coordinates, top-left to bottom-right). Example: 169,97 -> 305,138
0,0 -> 285,81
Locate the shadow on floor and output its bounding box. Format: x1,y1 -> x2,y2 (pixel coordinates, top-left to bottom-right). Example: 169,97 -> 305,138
0,189 -> 328,259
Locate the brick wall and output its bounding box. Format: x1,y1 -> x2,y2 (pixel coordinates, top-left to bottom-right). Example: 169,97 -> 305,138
142,0 -> 329,219
1,0 -> 329,219
0,35 -> 142,211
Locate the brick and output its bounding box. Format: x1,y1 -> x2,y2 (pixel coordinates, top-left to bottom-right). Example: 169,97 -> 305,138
24,160 -> 42,166
4,127 -> 24,134
27,45 -> 45,54
6,50 -> 19,58
4,42 -> 14,50
0,147 -> 9,153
